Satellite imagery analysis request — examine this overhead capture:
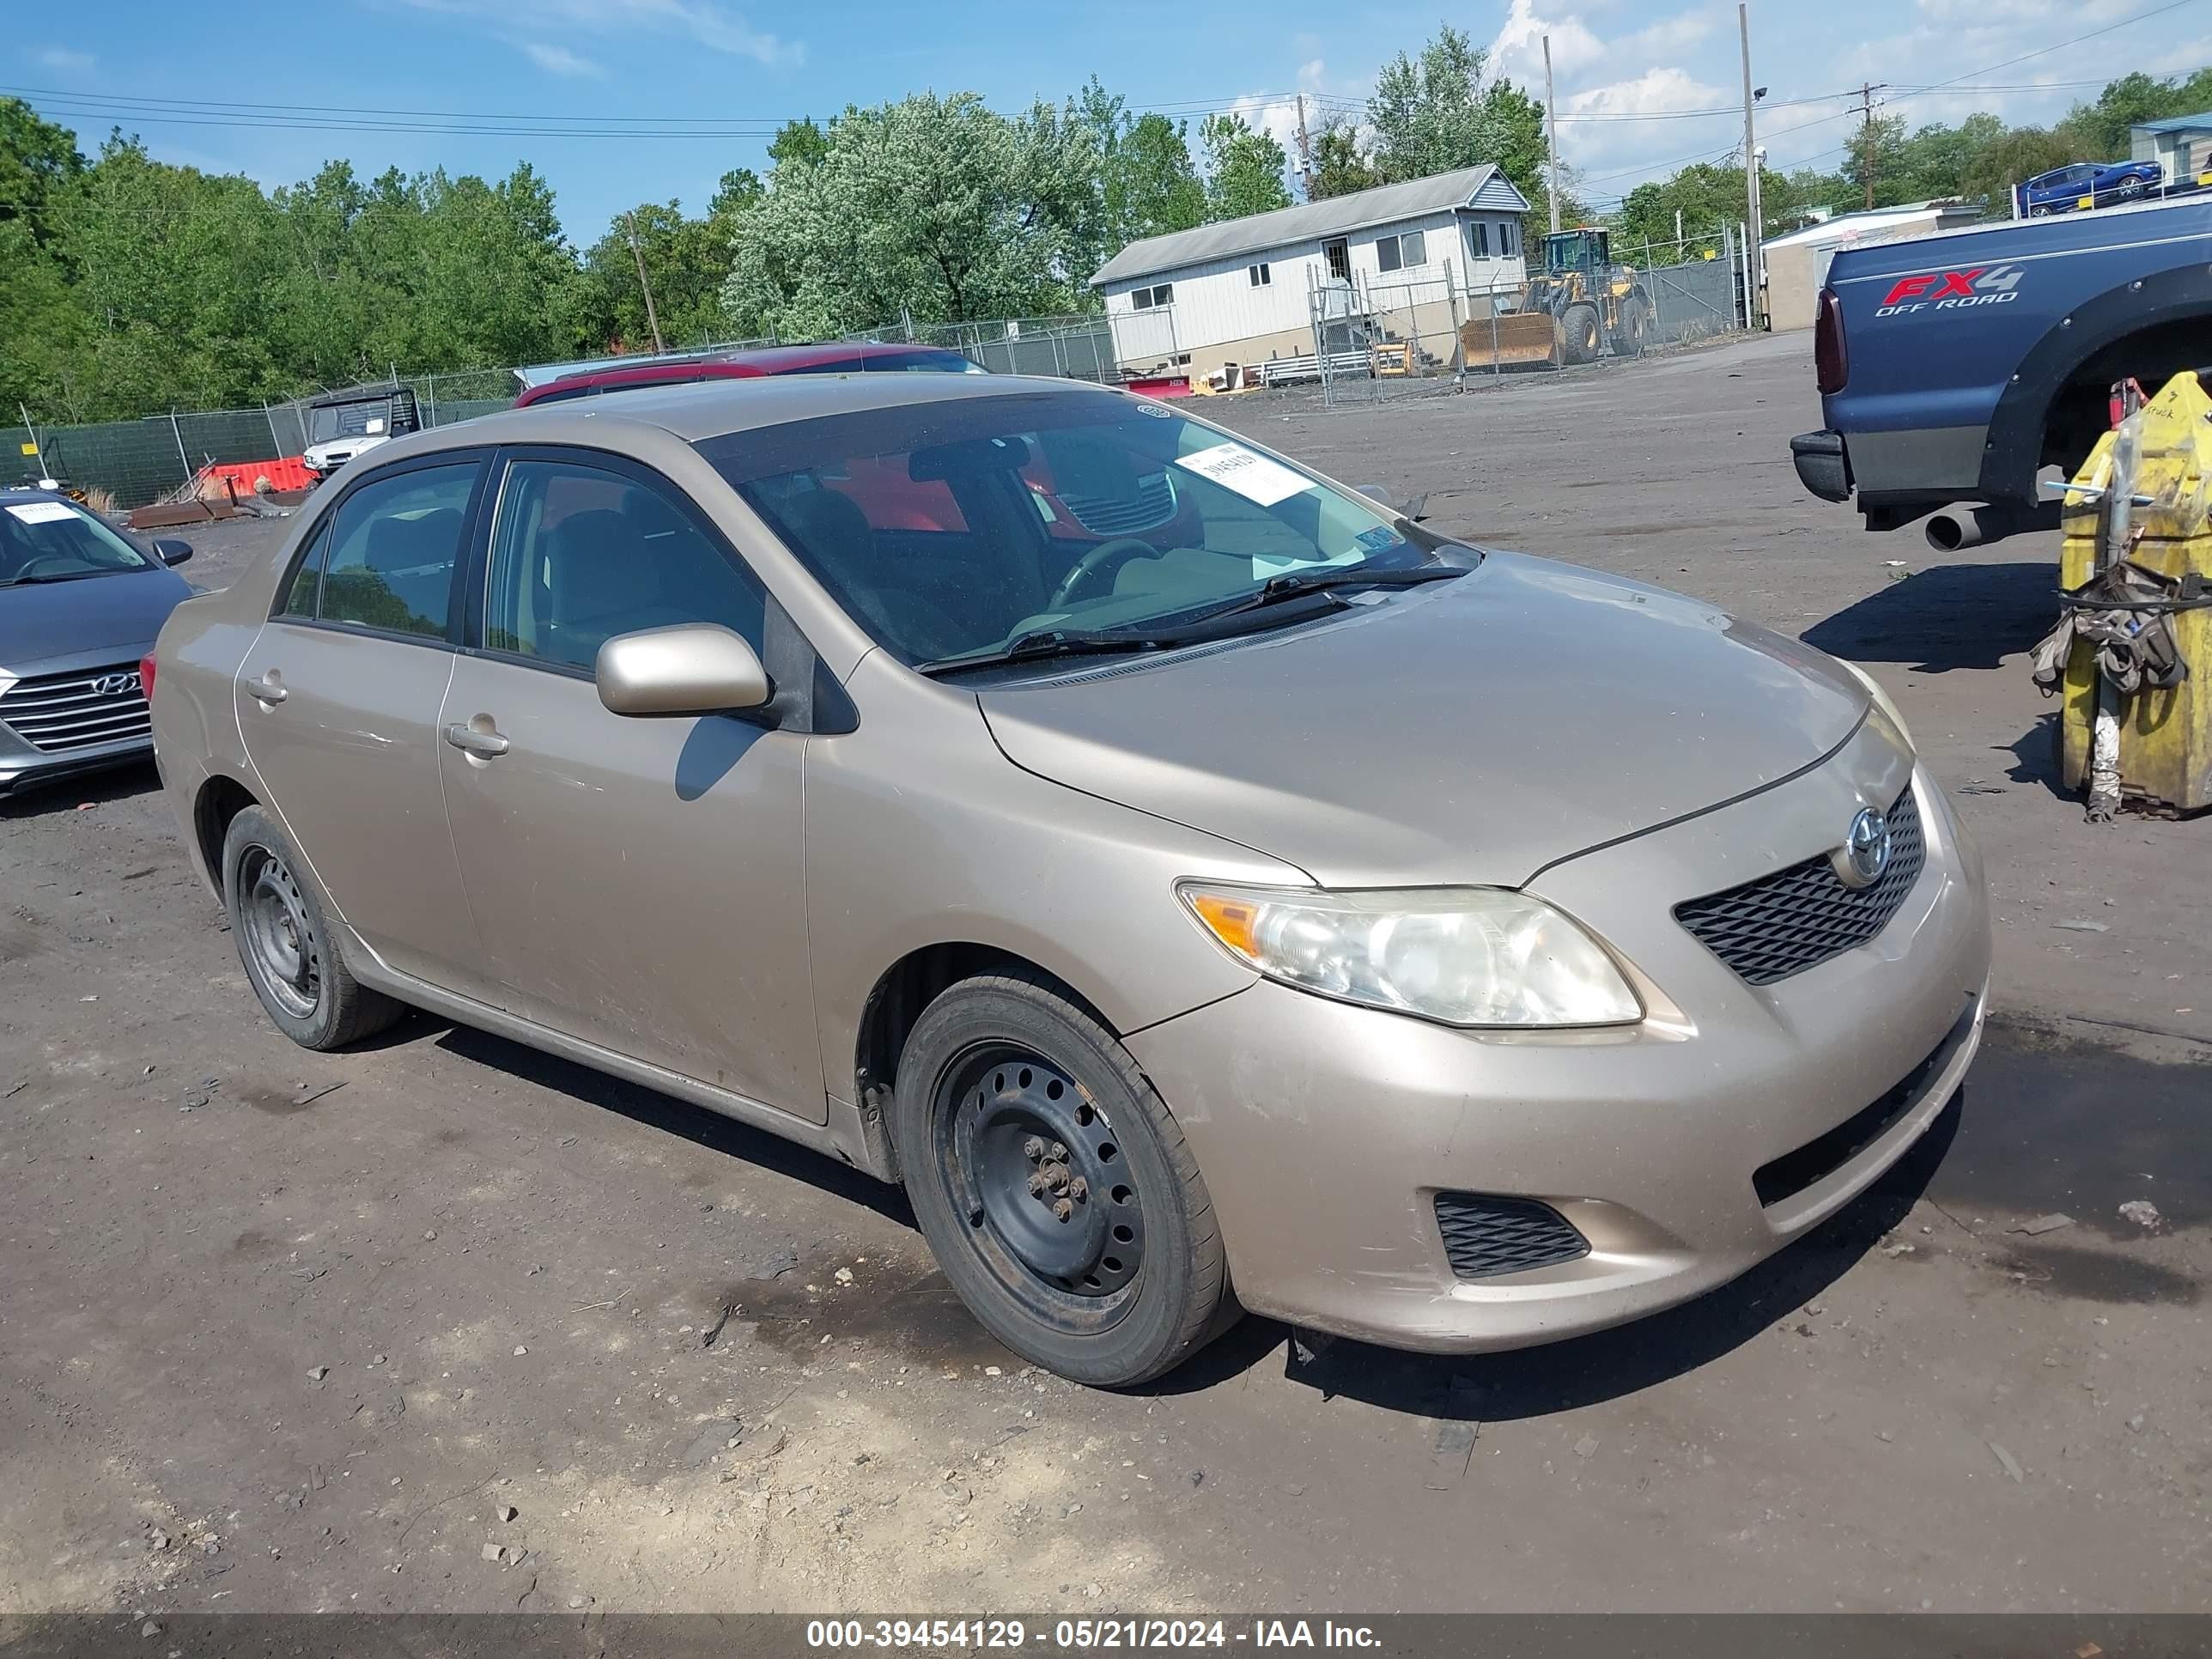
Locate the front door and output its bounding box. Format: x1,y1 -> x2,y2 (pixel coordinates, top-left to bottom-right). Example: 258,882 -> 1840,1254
234,455 -> 487,993
435,451 -> 823,1121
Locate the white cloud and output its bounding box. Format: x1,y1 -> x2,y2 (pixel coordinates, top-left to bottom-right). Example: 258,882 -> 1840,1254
1487,0 -> 1607,89
1565,66 -> 1728,119
401,0 -> 801,67
35,46 -> 95,72
1620,8 -> 1720,59
522,41 -> 605,76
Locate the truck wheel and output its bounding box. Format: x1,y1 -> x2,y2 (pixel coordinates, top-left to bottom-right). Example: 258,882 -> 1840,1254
1617,298 -> 1650,358
894,971 -> 1236,1388
1560,305 -> 1602,366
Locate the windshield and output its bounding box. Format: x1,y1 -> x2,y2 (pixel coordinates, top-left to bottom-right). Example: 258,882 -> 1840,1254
308,399 -> 393,444
0,499 -> 154,586
702,393 -> 1425,669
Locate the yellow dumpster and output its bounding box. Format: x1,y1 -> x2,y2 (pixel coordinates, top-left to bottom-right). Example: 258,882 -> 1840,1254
2054,369 -> 2212,814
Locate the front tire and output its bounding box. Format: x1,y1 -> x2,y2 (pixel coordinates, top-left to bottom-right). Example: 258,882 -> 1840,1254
894,972 -> 1235,1388
222,805 -> 403,1050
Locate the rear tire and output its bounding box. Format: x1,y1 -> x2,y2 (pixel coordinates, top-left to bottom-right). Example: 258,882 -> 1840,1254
222,805 -> 404,1050
893,971 -> 1236,1388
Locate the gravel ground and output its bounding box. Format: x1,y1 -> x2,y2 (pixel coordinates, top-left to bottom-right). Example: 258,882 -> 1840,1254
2,335 -> 2204,1620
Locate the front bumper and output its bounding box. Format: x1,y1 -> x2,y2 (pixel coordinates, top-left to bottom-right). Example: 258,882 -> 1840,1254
0,732 -> 155,797
1125,738 -> 1991,1354
1790,428 -> 1851,502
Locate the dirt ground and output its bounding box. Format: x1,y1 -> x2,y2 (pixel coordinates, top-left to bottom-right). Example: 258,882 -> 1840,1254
2,335 -> 2205,1622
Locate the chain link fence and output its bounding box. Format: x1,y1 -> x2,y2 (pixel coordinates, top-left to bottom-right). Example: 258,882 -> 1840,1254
3,258 -> 1755,502
1298,243 -> 1751,408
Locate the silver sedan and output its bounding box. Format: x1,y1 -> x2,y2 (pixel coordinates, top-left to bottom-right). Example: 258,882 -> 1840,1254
148,374 -> 1990,1386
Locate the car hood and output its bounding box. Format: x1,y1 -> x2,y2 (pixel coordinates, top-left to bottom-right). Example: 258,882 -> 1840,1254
0,568 -> 192,672
976,552 -> 1869,887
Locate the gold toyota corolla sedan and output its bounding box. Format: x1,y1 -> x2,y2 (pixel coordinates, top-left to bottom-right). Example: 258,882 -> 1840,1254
149,374 -> 1991,1386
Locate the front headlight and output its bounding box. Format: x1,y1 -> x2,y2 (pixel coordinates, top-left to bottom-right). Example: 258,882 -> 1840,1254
1176,882 -> 1643,1029
1838,659 -> 1915,754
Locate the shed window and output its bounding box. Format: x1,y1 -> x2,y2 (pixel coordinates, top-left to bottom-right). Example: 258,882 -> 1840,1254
1468,221 -> 1491,258
1501,221 -> 1517,258
1248,262 -> 1272,287
1375,229 -> 1427,273
1131,283 -> 1175,310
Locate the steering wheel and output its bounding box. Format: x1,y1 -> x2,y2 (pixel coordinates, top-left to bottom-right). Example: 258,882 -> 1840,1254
15,555 -> 84,580
1049,537 -> 1161,609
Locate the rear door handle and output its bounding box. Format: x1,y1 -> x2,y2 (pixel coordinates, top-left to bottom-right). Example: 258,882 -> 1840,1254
444,721 -> 510,758
247,672 -> 288,704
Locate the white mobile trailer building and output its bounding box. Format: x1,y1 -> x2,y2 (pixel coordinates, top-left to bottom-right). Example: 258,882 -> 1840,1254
1090,166 -> 1532,383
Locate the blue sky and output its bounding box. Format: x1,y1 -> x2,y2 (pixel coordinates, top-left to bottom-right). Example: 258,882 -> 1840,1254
13,0 -> 2205,240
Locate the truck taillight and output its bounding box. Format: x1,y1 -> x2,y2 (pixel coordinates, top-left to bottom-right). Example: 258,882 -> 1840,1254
1814,289 -> 1848,395
139,653 -> 157,702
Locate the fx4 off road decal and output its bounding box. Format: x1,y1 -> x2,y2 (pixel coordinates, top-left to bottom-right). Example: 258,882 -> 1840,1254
1875,264 -> 2024,318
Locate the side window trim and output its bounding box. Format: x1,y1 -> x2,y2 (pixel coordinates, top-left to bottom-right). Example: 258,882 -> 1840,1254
462,443 -> 772,674
264,449 -> 494,649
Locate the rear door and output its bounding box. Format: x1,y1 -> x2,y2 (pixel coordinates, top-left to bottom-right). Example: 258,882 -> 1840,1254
434,447 -> 822,1120
234,453 -> 489,994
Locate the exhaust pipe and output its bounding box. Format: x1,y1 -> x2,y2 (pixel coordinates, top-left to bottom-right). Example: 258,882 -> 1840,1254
1923,501 -> 2060,552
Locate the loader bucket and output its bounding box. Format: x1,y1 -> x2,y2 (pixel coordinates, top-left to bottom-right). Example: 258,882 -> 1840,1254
1467,313 -> 1560,370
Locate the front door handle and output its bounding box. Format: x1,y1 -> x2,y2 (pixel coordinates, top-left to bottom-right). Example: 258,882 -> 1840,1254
246,672 -> 289,704
444,721 -> 511,758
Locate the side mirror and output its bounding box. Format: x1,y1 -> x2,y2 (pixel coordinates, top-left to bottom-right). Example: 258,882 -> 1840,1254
596,623 -> 770,717
154,538 -> 195,566
1351,484 -> 1431,524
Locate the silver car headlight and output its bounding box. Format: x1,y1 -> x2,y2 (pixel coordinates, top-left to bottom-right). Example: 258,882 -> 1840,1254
1839,659 -> 1916,754
1176,882 -> 1642,1029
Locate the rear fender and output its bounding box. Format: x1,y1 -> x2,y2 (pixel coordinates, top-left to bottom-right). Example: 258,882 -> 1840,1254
1979,263 -> 2212,503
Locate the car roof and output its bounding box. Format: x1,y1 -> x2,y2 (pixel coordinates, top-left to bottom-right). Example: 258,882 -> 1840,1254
532,339 -> 973,392
381,372 -> 1132,453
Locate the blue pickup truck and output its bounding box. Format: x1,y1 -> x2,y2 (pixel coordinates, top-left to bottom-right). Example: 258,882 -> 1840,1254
1790,196 -> 2212,549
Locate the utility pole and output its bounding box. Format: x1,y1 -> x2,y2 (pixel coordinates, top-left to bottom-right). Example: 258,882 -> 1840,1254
1855,82 -> 1889,211
1543,35 -> 1562,234
1294,93 -> 1314,199
1737,3 -> 1763,328
627,212 -> 665,354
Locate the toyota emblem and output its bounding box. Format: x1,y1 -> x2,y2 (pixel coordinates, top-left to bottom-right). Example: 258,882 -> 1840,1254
1833,807 -> 1892,890
93,672 -> 142,698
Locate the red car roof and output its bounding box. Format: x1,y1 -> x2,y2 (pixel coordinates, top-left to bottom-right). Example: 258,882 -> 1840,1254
514,341 -> 975,407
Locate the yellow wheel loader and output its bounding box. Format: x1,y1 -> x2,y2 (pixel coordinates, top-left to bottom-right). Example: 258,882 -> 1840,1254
1475,228 -> 1653,370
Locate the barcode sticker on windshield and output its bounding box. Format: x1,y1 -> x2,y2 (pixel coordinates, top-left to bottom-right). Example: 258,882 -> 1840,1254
6,500 -> 78,525
1174,442 -> 1312,507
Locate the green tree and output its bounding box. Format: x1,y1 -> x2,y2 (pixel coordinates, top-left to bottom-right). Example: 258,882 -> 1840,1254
1309,118 -> 1382,200
721,91 -> 1095,338
1199,112 -> 1291,221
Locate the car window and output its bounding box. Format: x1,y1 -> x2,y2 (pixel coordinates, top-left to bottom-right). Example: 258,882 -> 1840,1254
482,458 -> 766,671
277,522 -> 332,617
315,463 -> 477,638
0,499 -> 155,585
708,396 -> 1417,669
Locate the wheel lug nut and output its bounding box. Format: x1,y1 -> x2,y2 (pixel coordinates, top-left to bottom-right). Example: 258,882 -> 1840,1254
1050,1141 -> 1068,1161
1027,1174 -> 1048,1198
1069,1177 -> 1088,1201
1052,1198 -> 1073,1221
1023,1137 -> 1044,1161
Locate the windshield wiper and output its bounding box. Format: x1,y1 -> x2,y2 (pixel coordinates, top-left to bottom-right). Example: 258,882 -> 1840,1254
0,569 -> 113,587
1174,562 -> 1466,630
919,628 -> 1168,678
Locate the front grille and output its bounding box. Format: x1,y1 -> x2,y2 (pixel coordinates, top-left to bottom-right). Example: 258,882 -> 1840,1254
1753,1001 -> 1975,1207
1058,471 -> 1176,536
0,663 -> 152,754
1674,783 -> 1924,987
1434,1193 -> 1589,1280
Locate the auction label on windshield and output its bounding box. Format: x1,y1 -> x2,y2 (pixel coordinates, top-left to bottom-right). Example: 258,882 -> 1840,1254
6,500 -> 79,525
1175,442 -> 1312,507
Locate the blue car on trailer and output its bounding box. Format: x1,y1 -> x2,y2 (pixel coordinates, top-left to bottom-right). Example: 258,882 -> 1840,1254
2020,159 -> 2164,216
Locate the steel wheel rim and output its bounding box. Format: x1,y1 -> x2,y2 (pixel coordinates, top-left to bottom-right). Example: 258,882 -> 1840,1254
933,1044 -> 1146,1317
240,845 -> 321,1019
